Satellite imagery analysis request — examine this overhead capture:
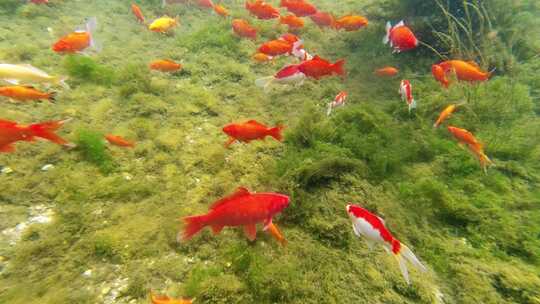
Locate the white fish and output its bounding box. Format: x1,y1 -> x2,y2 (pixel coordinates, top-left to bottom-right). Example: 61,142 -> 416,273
327,91 -> 347,115
0,64 -> 68,89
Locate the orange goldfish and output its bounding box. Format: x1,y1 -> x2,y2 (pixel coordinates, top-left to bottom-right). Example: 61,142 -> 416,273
252,53 -> 274,63
52,17 -> 99,54
374,66 -> 398,77
447,126 -> 493,173
383,20 -> 418,53
279,14 -> 305,29
310,11 -> 335,28
150,291 -> 192,304
105,135 -> 135,148
131,4 -> 145,23
0,118 -> 71,153
245,0 -> 280,20
213,4 -> 229,17
232,19 -> 257,40
258,39 -> 294,56
267,222 -> 287,246
431,63 -> 450,88
280,0 -> 317,17
180,187 -> 290,242
149,59 -> 182,72
436,60 -> 491,84
334,15 -> 368,31
434,104 -> 458,128
222,120 -> 283,148
0,86 -> 56,102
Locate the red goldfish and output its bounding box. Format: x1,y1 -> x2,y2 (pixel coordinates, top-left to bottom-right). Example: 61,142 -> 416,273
267,222 -> 287,246
280,0 -> 317,17
232,19 -> 257,40
383,20 -> 418,53
255,64 -> 306,91
245,0 -> 280,20
279,33 -> 300,44
258,39 -> 294,56
150,291 -> 192,304
0,86 -> 56,102
297,55 -> 345,80
52,17 -> 99,54
213,4 -> 229,17
105,135 -> 135,148
197,0 -> 214,8
279,14 -> 304,29
310,11 -> 335,28
399,80 -> 416,113
374,66 -> 399,77
434,104 -> 457,128
131,4 -> 145,24
334,15 -> 368,31
180,187 -> 290,242
435,60 -> 491,85
0,118 -> 71,153
447,126 -> 493,173
149,59 -> 182,72
327,91 -> 347,115
347,204 -> 427,285
222,120 -> 284,148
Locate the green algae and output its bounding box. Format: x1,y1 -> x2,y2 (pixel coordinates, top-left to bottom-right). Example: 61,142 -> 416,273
64,56 -> 116,87
0,0 -> 539,303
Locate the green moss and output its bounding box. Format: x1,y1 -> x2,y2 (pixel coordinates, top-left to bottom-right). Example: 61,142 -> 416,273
117,63 -> 154,98
63,55 -> 115,86
75,129 -> 116,174
0,0 -> 22,13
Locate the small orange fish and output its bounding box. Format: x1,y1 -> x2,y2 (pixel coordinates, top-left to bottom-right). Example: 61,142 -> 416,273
432,64 -> 450,88
149,59 -> 182,72
279,14 -> 304,29
0,118 -> 71,153
266,222 -> 287,246
258,39 -> 294,56
334,15 -> 368,31
52,18 -> 98,54
222,120 -> 284,148
245,0 -> 280,20
105,134 -> 135,148
447,126 -> 492,173
280,0 -> 317,17
232,19 -> 257,40
0,86 -> 56,102
252,53 -> 274,63
150,291 -> 192,304
197,0 -> 214,9
213,4 -> 229,17
374,66 -> 399,77
131,4 -> 145,23
434,104 -> 457,128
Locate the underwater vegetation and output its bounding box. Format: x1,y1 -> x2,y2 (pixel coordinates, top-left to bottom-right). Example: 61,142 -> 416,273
0,0 -> 539,304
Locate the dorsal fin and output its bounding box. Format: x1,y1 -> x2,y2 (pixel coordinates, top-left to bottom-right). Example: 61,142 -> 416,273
0,119 -> 17,126
246,120 -> 265,127
209,187 -> 250,210
467,61 -> 480,69
22,85 -> 36,89
312,55 -> 322,61
17,64 -> 49,76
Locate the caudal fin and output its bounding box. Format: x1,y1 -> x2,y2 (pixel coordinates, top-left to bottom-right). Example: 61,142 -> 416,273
333,59 -> 346,77
86,17 -> 102,52
55,76 -> 70,90
269,125 -> 284,142
383,21 -> 391,44
408,99 -> 417,113
180,215 -> 208,242
326,102 -> 333,116
255,76 -> 275,93
29,118 -> 71,146
47,91 -> 57,103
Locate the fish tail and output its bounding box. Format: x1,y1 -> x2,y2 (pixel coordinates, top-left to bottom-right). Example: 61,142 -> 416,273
333,59 -> 346,77
269,125 -> 284,142
47,91 -> 57,103
55,76 -> 70,90
383,21 -> 391,44
29,118 -> 71,146
326,102 -> 333,116
86,17 -> 101,52
479,152 -> 493,174
255,76 -> 274,92
433,120 -> 440,128
180,215 -> 209,242
393,242 -> 426,285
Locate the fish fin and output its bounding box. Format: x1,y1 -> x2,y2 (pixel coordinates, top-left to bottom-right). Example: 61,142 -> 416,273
47,91 -> 57,102
364,239 -> 376,250
246,120 -> 265,127
255,76 -> 274,93
21,85 -> 35,89
17,64 -> 48,76
400,243 -> 427,273
4,79 -> 20,85
383,21 -> 391,44
181,215 -> 208,242
85,17 -> 101,52
268,125 -> 284,142
0,144 -> 15,153
395,253 -> 411,285
376,215 -> 385,226
396,20 -> 405,27
243,224 -> 257,241
209,187 -> 250,210
312,55 -> 322,61
351,222 -> 362,237
211,224 -> 224,235
333,59 -> 346,77
467,61 -> 480,69
55,76 -> 70,90
224,137 -> 236,148
263,218 -> 272,231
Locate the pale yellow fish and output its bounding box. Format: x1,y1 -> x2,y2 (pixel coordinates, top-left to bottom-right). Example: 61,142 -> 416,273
148,16 -> 178,33
0,63 -> 68,88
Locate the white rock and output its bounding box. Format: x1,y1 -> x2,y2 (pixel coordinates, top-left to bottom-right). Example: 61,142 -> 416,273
82,269 -> 92,277
1,167 -> 13,174
41,164 -> 54,171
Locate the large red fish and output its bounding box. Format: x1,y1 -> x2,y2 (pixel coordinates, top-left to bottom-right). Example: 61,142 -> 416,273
232,19 -> 257,40
245,0 -> 280,20
180,187 -> 290,242
280,0 -> 317,17
383,20 -> 418,53
0,118 -> 71,153
222,120 -> 284,148
297,55 -> 345,80
52,17 -> 99,54
435,60 -> 491,85
347,204 -> 427,285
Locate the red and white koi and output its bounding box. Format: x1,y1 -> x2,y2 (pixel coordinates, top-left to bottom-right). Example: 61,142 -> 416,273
255,64 -> 306,92
326,91 -> 347,115
399,80 -> 416,113
346,204 -> 427,285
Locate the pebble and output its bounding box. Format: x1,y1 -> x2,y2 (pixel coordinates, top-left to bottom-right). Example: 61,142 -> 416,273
82,269 -> 92,277
122,173 -> 133,181
1,166 -> 13,174
101,286 -> 111,295
41,164 -> 54,171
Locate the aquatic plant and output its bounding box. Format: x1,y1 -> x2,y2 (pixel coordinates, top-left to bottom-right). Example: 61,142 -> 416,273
117,63 -> 155,98
74,129 -> 116,174
63,56 -> 115,87
0,0 -> 21,13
